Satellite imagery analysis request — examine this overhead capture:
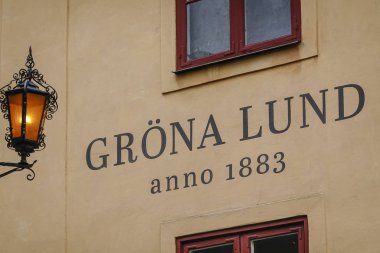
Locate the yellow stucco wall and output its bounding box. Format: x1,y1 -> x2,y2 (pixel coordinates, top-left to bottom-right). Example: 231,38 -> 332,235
0,0 -> 67,252
0,0 -> 379,252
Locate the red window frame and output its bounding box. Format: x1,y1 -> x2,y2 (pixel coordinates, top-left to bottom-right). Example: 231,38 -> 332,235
180,235 -> 240,253
176,216 -> 308,253
175,0 -> 302,72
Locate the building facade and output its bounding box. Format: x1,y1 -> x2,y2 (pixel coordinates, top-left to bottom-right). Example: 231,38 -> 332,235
0,0 -> 379,252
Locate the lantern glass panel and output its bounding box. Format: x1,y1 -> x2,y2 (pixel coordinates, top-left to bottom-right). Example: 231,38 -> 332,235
8,93 -> 23,138
25,93 -> 47,141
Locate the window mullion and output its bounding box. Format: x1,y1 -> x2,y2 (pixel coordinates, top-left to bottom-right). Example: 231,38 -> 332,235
230,0 -> 242,55
232,0 -> 245,54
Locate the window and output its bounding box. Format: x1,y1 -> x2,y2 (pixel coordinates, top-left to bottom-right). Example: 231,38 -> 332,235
176,217 -> 308,253
176,0 -> 301,72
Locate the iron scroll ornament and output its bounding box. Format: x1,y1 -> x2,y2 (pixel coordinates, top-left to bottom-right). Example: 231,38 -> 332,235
0,47 -> 58,180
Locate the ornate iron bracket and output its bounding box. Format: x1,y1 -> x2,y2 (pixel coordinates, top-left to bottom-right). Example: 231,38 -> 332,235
0,159 -> 37,181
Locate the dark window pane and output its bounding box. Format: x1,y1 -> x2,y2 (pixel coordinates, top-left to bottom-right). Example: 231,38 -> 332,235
245,0 -> 292,45
190,243 -> 234,253
251,233 -> 298,253
187,0 -> 230,60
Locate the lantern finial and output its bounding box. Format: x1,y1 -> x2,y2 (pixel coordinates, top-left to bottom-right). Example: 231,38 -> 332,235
26,46 -> 34,81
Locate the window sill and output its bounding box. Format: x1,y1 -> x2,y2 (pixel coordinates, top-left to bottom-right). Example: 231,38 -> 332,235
173,40 -> 301,74
160,0 -> 317,93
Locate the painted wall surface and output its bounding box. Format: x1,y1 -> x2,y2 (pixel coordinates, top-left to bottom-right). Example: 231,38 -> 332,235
0,0 -> 67,252
0,0 -> 379,253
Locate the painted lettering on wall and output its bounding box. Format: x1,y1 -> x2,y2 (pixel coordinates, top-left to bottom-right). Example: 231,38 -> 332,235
150,152 -> 286,194
84,84 -> 366,194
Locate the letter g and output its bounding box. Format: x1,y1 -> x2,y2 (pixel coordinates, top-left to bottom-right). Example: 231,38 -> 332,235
86,137 -> 110,170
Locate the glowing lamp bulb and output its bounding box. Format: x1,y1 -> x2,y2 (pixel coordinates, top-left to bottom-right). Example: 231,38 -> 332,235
20,115 -> 32,124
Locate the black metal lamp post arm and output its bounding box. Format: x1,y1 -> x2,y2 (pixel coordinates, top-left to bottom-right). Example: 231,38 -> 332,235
0,160 -> 37,181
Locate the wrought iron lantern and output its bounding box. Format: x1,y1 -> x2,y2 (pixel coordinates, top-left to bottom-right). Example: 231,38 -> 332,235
0,47 -> 58,180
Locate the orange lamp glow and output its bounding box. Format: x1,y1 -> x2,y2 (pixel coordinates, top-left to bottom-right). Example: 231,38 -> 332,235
6,81 -> 49,153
